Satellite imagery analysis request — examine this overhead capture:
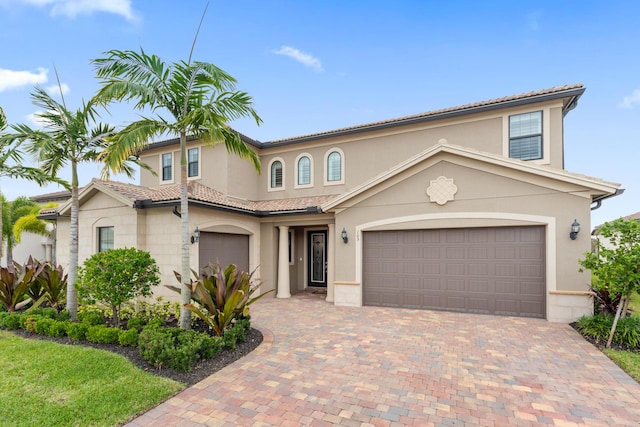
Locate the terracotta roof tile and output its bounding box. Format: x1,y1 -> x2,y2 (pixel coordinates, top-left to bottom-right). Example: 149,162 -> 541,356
93,179 -> 335,214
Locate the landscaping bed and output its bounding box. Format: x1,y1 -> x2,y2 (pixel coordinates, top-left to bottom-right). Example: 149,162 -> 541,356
12,325 -> 263,386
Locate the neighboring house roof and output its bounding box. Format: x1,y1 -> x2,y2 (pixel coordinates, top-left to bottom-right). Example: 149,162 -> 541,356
52,179 -> 335,217
322,141 -> 620,212
142,83 -> 585,150
30,189 -> 74,203
593,211 -> 640,234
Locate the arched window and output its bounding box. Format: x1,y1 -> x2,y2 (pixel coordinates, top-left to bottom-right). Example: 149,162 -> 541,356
297,156 -> 311,185
327,151 -> 341,182
270,160 -> 283,188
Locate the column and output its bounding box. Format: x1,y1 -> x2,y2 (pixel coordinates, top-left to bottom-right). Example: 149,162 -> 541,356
276,225 -> 291,298
326,223 -> 335,303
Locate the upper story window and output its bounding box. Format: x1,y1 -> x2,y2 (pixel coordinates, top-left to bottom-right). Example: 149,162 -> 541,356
268,158 -> 284,190
161,152 -> 172,182
296,155 -> 311,187
98,226 -> 114,252
188,147 -> 199,178
324,148 -> 345,185
509,111 -> 542,160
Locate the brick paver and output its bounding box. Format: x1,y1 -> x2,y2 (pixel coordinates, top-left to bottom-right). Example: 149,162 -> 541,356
126,292 -> 640,426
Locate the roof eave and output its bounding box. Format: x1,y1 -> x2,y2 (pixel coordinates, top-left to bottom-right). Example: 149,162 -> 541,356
266,87 -> 586,147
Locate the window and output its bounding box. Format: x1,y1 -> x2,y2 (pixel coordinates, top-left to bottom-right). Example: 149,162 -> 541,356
509,111 -> 542,160
270,160 -> 283,188
98,226 -> 114,252
297,156 -> 311,186
327,151 -> 341,181
188,148 -> 199,177
161,153 -> 172,181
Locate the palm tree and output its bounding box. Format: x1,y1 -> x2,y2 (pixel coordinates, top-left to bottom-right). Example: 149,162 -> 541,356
2,86 -> 137,321
1,195 -> 42,265
93,49 -> 262,328
0,106 -> 69,266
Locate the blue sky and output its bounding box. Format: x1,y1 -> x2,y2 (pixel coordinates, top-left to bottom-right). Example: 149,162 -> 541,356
0,0 -> 638,227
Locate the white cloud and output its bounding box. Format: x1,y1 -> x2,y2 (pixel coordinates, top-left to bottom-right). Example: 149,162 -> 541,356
26,111 -> 47,127
11,0 -> 138,22
618,89 -> 640,109
46,82 -> 70,97
0,67 -> 48,92
273,46 -> 324,72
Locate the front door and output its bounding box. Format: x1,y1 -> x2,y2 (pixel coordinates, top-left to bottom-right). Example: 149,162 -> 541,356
308,231 -> 327,287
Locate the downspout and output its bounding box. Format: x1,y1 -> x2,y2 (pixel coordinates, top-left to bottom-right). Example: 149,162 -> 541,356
591,188 -> 625,211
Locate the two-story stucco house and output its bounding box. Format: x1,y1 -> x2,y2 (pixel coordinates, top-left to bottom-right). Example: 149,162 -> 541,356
44,84 -> 621,322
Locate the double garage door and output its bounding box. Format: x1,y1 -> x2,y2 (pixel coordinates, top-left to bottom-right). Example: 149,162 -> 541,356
362,226 -> 546,318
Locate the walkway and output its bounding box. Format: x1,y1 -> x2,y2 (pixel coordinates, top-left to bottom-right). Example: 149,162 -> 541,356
126,293 -> 640,426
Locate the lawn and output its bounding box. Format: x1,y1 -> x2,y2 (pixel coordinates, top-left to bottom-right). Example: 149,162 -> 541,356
0,330 -> 184,427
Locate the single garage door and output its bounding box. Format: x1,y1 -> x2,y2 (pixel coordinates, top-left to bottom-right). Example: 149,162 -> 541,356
199,232 -> 249,272
362,226 -> 545,318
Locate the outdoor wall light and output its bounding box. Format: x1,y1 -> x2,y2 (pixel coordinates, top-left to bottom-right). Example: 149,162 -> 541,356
191,226 -> 200,244
341,228 -> 348,244
570,219 -> 580,240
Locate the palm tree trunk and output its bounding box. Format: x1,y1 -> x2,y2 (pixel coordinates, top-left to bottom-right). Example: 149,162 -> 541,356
67,162 -> 79,321
179,131 -> 192,329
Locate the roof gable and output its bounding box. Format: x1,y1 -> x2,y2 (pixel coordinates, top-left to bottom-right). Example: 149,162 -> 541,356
321,140 -> 620,212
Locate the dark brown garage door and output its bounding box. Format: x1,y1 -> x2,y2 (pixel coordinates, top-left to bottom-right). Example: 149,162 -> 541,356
199,232 -> 249,272
362,226 -> 545,318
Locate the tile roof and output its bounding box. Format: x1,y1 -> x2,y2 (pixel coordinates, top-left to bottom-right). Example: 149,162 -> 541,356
94,179 -> 334,214
268,84 -> 584,144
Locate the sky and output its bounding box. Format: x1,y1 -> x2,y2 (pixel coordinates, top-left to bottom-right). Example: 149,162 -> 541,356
0,0 -> 638,228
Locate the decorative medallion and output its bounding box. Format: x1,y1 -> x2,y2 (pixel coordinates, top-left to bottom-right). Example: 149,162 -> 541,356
426,176 -> 457,205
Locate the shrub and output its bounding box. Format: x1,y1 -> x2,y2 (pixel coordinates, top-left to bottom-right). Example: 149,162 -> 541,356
168,263 -> 270,336
0,312 -> 22,330
118,328 -> 139,347
33,317 -> 53,335
138,326 -> 222,371
47,320 -> 69,338
28,307 -> 58,319
78,310 -> 105,326
126,317 -> 146,332
614,316 -> 640,348
0,259 -> 45,312
66,322 -> 89,341
35,262 -> 68,311
77,248 -> 160,328
86,325 -> 121,344
576,314 -> 613,340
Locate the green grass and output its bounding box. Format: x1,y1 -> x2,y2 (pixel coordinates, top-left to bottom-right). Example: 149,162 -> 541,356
0,330 -> 184,426
603,348 -> 640,382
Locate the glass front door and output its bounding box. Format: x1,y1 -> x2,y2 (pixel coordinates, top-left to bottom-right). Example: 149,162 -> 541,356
308,231 -> 327,287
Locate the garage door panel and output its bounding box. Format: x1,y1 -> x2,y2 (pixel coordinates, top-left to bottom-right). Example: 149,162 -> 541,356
363,227 -> 546,318
199,232 -> 249,272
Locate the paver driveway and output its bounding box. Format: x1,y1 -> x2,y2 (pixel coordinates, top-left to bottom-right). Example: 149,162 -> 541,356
127,292 -> 640,426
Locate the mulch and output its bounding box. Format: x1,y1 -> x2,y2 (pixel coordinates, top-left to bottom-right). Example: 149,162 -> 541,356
11,327 -> 263,387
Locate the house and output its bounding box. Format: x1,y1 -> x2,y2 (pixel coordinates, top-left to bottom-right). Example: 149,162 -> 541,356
42,84 -> 621,322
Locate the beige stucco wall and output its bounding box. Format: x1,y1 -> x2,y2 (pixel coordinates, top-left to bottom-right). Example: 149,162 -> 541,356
139,140 -> 260,200
257,99 -> 565,201
328,155 -> 593,322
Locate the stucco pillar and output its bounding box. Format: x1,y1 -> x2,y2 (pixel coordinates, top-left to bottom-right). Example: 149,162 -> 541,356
276,226 -> 291,298
326,224 -> 335,302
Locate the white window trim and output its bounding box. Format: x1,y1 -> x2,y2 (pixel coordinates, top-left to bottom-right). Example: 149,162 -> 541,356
268,157 -> 285,192
294,152 -> 314,189
323,147 -> 345,186
187,146 -> 201,180
502,108 -> 550,165
159,151 -> 174,184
